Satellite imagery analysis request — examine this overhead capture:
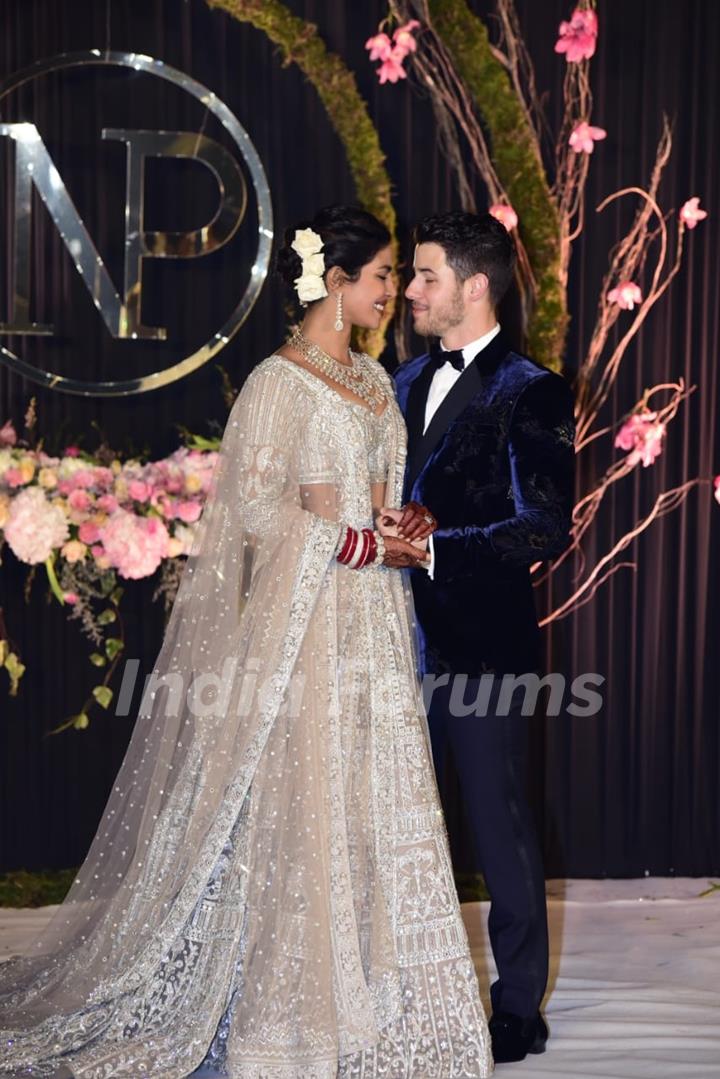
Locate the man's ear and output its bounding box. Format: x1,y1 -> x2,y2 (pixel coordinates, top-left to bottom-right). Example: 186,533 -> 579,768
467,272 -> 490,302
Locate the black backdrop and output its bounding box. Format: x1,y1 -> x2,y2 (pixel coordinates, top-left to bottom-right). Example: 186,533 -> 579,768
1,0 -> 718,878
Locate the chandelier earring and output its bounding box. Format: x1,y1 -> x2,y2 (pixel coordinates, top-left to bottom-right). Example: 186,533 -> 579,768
334,292 -> 344,332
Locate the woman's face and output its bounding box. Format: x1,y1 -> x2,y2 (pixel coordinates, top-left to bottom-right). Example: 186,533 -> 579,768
341,245 -> 397,330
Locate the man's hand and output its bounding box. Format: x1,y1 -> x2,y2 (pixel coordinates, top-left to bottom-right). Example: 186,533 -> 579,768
396,501 -> 437,542
382,534 -> 430,569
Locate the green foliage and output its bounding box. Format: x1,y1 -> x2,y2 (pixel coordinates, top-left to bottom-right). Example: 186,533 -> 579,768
92,686 -> 114,709
206,0 -> 397,357
428,0 -> 567,372
0,868 -> 77,908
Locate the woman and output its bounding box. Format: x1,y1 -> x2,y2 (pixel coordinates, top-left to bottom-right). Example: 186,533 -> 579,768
0,206 -> 492,1077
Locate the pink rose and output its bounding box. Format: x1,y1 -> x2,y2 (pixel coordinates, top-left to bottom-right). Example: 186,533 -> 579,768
555,7 -> 598,63
78,520 -> 103,545
97,493 -> 119,513
679,197 -> 708,230
569,121 -> 607,154
4,468 -> 26,489
128,479 -> 151,503
64,445 -> 81,457
176,500 -> 202,524
68,489 -> 92,513
608,281 -> 642,310
63,591 -> 79,605
489,203 -> 518,231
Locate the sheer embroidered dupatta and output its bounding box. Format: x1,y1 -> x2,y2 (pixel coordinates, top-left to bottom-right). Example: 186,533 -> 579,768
0,356 -> 419,1077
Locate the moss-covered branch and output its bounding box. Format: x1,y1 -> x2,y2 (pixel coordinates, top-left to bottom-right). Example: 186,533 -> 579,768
428,0 -> 567,371
206,0 -> 396,356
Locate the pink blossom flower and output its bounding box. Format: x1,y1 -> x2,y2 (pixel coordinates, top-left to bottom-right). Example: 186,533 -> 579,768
608,281 -> 642,310
615,410 -> 666,468
377,51 -> 408,84
63,591 -> 79,605
78,520 -> 103,545
489,203 -> 518,231
68,489 -> 92,513
569,121 -> 607,153
4,468 -> 26,489
64,445 -> 81,457
96,493 -> 119,514
66,468 -> 95,491
555,7 -> 598,63
679,196 -> 708,230
4,487 -> 69,564
175,500 -> 202,524
365,32 -> 393,62
128,479 -> 152,503
100,509 -> 170,579
393,20 -> 421,58
91,544 -> 112,570
714,476 -> 720,506
61,539 -> 88,564
0,421 -> 17,447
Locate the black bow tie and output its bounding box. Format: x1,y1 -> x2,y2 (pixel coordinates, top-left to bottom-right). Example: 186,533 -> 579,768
429,341 -> 465,373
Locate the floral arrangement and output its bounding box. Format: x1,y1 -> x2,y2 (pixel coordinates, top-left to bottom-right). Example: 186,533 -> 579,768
0,403 -> 219,731
375,0 -> 716,623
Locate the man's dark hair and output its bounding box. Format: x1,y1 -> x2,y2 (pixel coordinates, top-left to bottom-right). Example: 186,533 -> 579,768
413,211 -> 517,307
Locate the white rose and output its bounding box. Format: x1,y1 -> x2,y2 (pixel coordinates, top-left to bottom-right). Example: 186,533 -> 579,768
302,252 -> 325,277
295,273 -> 328,303
291,228 -> 323,258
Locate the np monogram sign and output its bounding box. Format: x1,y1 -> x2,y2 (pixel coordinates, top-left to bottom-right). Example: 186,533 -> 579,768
0,51 -> 273,396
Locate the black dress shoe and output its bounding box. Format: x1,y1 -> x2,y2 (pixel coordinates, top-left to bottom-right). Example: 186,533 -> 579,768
489,1011 -> 548,1064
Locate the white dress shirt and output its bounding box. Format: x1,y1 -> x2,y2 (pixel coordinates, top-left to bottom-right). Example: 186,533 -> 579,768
421,324 -> 501,577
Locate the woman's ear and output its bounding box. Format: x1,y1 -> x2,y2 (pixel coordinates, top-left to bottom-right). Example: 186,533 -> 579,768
326,266 -> 347,293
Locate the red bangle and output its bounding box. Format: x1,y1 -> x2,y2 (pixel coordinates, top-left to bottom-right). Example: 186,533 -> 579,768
362,528 -> 377,567
337,526 -> 354,564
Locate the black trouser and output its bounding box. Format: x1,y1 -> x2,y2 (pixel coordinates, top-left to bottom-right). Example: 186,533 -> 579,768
425,675 -> 549,1019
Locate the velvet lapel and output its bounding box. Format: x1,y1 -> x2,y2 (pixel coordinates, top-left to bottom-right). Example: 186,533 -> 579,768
405,331 -> 510,497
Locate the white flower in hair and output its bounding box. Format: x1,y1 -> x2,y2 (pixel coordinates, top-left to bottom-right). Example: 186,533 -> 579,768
291,227 -> 328,304
291,228 -> 324,258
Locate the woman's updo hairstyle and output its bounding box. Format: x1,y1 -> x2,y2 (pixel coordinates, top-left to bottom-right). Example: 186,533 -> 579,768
275,204 -> 391,303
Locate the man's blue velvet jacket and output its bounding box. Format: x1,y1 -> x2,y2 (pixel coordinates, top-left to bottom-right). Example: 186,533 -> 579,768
394,332 -> 576,677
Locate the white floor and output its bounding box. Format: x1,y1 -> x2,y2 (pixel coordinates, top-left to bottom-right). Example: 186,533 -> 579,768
2,878 -> 719,1078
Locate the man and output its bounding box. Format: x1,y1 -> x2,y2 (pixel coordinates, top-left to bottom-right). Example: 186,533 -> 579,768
387,211 -> 575,1064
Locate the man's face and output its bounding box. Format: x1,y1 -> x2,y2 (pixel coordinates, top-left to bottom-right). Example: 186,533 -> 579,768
405,242 -> 466,338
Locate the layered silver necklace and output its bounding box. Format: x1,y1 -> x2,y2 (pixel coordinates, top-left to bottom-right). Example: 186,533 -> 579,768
289,329 -> 387,412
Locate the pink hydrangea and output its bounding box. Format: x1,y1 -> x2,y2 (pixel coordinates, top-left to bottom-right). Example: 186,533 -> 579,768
100,509 -> 170,579
555,7 -> 598,63
489,203 -> 518,231
615,410 -> 666,468
679,197 -> 708,230
569,121 -> 607,153
0,421 -> 17,447
4,486 -> 69,564
608,281 -> 642,310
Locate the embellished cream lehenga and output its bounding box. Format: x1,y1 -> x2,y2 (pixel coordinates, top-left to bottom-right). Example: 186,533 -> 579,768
0,354 -> 492,1078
